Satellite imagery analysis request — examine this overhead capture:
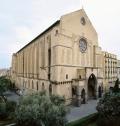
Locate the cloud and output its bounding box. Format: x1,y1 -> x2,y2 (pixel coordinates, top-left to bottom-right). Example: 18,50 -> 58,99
0,0 -> 120,68
14,26 -> 33,43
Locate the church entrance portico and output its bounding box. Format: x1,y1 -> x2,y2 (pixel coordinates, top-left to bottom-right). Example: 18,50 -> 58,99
72,79 -> 86,106
87,73 -> 97,99
71,68 -> 103,106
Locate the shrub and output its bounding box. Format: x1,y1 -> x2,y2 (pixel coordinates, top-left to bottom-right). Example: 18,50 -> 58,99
15,92 -> 68,126
113,79 -> 120,93
0,102 -> 7,119
67,113 -> 98,126
50,94 -> 65,105
0,76 -> 11,96
96,116 -> 120,126
6,101 -> 17,113
96,93 -> 120,126
0,101 -> 17,120
6,101 -> 17,119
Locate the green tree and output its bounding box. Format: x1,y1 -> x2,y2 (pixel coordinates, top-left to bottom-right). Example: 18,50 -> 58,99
113,78 -> 120,93
0,102 -> 7,119
0,101 -> 17,119
0,76 -> 10,97
15,92 -> 68,126
96,93 -> 120,126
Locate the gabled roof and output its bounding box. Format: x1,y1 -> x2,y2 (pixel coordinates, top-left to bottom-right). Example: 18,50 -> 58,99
17,20 -> 60,53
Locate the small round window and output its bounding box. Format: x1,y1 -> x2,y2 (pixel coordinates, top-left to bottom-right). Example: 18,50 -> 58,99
81,17 -> 86,25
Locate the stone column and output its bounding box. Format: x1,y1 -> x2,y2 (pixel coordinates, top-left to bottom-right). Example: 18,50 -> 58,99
95,86 -> 98,99
76,85 -> 81,107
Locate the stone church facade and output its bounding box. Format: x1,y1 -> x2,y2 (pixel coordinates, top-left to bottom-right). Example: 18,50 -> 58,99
11,9 -> 117,105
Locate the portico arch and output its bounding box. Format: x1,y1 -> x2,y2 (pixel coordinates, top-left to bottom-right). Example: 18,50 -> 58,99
88,74 -> 97,99
81,88 -> 86,104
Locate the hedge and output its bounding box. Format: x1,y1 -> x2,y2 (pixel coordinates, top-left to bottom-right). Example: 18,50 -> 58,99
67,113 -> 98,126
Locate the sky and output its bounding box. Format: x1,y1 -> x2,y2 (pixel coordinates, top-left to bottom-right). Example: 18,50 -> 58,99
0,0 -> 120,69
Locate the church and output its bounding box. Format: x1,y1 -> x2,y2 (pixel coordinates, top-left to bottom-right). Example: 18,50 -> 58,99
11,9 -> 118,105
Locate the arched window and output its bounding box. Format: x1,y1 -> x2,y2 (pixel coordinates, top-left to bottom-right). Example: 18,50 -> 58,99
81,88 -> 86,104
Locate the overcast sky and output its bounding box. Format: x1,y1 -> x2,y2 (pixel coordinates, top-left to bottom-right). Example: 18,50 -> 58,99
0,0 -> 120,69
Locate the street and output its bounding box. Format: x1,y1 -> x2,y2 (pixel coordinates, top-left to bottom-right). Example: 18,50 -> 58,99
4,90 -> 20,104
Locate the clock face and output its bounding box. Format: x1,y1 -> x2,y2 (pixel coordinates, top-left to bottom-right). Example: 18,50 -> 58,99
79,38 -> 87,53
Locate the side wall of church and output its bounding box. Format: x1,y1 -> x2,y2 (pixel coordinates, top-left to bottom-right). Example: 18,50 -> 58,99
12,24 -> 61,95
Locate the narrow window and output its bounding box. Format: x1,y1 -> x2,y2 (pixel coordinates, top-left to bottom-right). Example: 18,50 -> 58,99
36,82 -> 38,91
55,30 -> 58,36
66,74 -> 68,79
49,84 -> 52,95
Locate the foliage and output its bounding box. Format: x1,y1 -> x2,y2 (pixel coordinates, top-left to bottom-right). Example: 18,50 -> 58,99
67,113 -> 98,126
0,76 -> 11,96
0,101 -> 17,120
15,92 -> 68,126
0,96 -> 6,102
50,94 -> 65,105
96,92 -> 120,126
113,79 -> 120,93
0,102 -> 7,119
6,101 -> 17,113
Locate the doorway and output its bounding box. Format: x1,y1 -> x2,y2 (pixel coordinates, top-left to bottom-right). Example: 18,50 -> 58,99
88,74 -> 97,99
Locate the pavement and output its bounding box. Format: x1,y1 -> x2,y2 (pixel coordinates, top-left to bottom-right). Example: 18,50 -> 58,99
66,100 -> 98,122
4,90 -> 20,104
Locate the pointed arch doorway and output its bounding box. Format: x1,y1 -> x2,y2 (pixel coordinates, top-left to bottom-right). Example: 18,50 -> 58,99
88,74 -> 97,99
